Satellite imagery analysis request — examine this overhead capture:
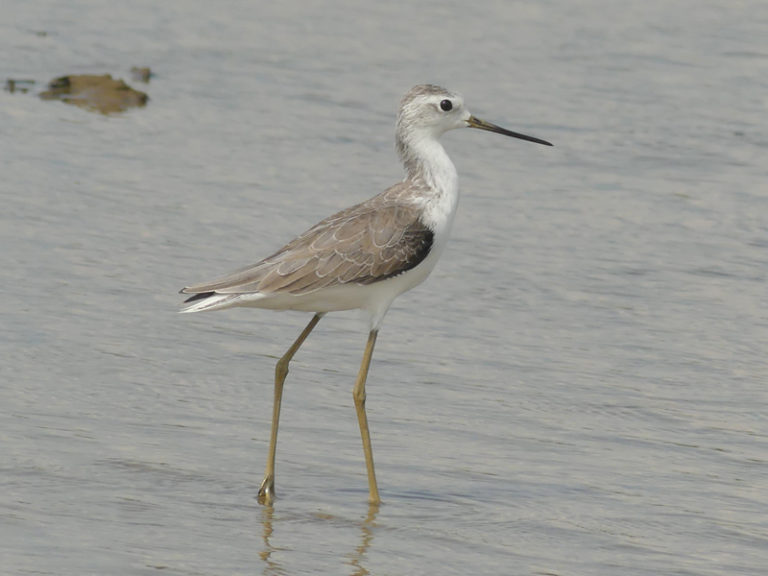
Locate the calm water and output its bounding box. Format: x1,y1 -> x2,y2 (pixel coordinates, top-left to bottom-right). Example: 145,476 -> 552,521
2,1 -> 767,575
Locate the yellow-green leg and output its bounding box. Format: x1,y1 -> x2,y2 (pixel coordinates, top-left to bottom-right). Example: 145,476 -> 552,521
353,329 -> 380,505
258,313 -> 322,505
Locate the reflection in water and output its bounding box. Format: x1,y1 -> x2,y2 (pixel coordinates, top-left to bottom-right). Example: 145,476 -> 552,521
347,503 -> 379,576
258,503 -> 380,576
259,505 -> 285,576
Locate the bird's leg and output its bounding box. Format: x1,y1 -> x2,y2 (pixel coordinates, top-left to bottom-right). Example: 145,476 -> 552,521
353,329 -> 380,505
258,313 -> 322,505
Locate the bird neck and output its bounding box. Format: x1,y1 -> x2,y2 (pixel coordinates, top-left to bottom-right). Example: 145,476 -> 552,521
397,130 -> 458,198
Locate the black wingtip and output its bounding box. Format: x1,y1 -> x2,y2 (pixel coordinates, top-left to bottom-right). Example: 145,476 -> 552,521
182,291 -> 215,304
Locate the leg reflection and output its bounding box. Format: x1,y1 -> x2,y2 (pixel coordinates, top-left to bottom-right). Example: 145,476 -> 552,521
259,505 -> 282,575
258,502 -> 380,575
347,502 -> 379,576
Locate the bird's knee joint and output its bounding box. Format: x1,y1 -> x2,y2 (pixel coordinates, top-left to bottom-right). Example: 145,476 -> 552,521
275,359 -> 289,379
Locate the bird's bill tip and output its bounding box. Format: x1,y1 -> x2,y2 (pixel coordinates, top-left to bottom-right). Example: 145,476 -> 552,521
466,115 -> 552,146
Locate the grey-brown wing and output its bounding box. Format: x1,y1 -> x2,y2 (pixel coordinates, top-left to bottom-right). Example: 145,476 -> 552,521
181,200 -> 433,296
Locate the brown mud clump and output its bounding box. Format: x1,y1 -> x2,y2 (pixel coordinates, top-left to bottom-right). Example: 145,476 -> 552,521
5,78 -> 36,93
39,74 -> 148,114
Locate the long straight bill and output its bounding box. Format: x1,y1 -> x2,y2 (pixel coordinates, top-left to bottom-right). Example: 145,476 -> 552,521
467,115 -> 552,146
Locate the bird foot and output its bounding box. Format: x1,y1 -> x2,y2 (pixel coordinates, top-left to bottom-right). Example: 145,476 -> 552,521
258,474 -> 275,505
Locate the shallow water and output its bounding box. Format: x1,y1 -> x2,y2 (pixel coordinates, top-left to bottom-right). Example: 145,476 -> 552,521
2,1 -> 767,575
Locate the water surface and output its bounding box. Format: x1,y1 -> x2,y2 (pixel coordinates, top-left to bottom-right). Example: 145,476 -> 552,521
2,1 -> 767,574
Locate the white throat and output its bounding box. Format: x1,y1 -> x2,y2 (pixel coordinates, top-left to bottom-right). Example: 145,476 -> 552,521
400,131 -> 460,240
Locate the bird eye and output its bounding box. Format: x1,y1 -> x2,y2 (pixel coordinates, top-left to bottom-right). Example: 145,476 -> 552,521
439,99 -> 453,112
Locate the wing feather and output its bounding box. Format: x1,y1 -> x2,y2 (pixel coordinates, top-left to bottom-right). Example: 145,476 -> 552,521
181,182 -> 434,297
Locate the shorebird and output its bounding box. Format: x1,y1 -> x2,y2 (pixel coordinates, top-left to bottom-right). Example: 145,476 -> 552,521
180,84 -> 552,505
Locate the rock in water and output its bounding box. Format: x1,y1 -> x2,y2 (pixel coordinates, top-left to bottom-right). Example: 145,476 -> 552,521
39,74 -> 148,114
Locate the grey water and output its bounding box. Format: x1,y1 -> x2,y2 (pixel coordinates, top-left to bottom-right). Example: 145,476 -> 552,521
2,1 -> 767,574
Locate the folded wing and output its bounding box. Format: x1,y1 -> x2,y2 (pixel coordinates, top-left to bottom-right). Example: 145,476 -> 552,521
181,192 -> 433,300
